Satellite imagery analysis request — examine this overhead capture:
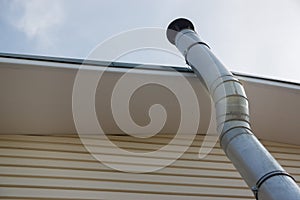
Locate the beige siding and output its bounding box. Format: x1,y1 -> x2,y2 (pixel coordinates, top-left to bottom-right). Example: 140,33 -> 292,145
0,134 -> 299,200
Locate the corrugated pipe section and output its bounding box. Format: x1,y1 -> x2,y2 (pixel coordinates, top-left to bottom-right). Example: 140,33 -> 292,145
166,18 -> 300,200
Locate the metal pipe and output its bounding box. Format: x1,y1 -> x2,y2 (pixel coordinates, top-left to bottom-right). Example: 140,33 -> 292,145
166,18 -> 300,200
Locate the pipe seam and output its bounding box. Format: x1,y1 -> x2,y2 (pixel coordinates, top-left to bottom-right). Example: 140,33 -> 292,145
219,126 -> 252,148
209,75 -> 239,94
184,42 -> 210,63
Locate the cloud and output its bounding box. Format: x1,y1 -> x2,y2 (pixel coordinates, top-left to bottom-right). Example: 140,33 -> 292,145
6,0 -> 65,49
1,0 -> 300,82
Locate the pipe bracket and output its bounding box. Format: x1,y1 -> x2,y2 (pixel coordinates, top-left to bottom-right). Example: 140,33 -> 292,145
251,170 -> 296,200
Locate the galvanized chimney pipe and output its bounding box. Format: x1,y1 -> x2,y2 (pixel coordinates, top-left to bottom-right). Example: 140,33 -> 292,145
166,18 -> 300,200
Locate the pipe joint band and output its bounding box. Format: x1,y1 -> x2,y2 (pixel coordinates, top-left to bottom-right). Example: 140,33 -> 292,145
209,75 -> 239,94
251,170 -> 296,200
220,127 -> 252,150
184,42 -> 210,65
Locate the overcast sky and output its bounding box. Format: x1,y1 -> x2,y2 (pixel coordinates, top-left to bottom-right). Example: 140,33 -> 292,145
1,0 -> 300,83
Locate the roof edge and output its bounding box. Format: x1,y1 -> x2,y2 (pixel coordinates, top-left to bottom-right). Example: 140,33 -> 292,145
1,52 -> 300,87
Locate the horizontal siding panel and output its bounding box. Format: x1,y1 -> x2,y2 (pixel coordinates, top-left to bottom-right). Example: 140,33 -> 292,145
0,187 -> 253,200
1,145 -> 300,166
0,158 -> 236,172
0,161 -> 243,181
0,140 -> 222,156
0,143 -> 230,162
0,139 -> 224,156
0,134 -> 220,147
0,176 -> 253,197
0,166 -> 248,187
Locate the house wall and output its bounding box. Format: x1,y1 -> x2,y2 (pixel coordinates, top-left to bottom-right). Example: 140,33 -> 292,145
0,134 -> 299,200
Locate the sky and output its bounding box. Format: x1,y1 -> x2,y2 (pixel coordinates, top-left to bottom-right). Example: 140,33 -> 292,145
1,0 -> 300,83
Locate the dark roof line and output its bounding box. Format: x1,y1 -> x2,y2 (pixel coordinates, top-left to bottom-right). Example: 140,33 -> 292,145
0,52 -> 192,73
1,52 -> 300,87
